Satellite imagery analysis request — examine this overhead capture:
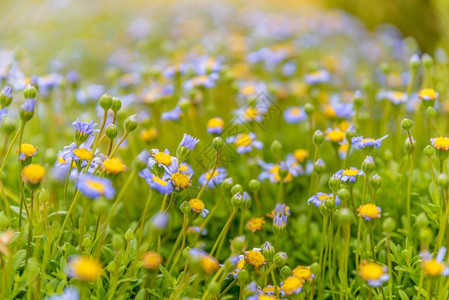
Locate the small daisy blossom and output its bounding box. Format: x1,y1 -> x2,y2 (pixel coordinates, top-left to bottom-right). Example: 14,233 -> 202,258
75,174 -> 115,200
336,167 -> 364,183
352,135 -> 388,149
281,276 -> 303,295
188,198 -> 209,217
139,169 -> 173,194
359,260 -> 389,287
198,167 -> 227,189
420,247 -> 449,277
308,192 -> 340,208
284,106 -> 307,123
357,203 -> 381,220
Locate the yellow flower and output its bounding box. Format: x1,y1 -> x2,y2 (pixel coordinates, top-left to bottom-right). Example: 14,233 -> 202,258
142,251 -> 163,270
188,198 -> 205,213
245,250 -> 266,269
22,164 -> 46,185
432,137 -> 449,151
200,256 -> 219,274
69,256 -> 103,281
247,217 -> 265,232
207,118 -> 224,129
73,148 -> 93,161
418,88 -> 438,101
235,134 -> 253,148
171,172 -> 191,189
292,265 -> 313,281
326,129 -> 345,143
293,149 -> 308,163
140,127 -> 158,143
281,276 -> 303,295
357,204 -> 381,220
423,259 -> 445,277
154,151 -> 172,166
359,260 -> 387,285
17,143 -> 38,159
103,158 -> 127,175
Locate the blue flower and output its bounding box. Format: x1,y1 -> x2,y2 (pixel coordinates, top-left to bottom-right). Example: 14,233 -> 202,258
335,168 -> 364,183
76,174 -> 115,200
179,133 -> 200,151
198,167 -> 227,189
139,169 -> 173,194
21,98 -> 36,112
151,212 -> 169,230
308,192 -> 340,208
72,119 -> 97,144
226,132 -> 263,154
305,70 -> 330,85
161,106 -> 182,121
377,90 -> 408,105
352,135 -> 388,149
284,106 -> 307,124
62,135 -> 95,168
45,287 -> 79,300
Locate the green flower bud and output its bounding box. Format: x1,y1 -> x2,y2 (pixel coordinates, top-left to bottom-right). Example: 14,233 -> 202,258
99,93 -> 112,110
325,197 -> 335,210
345,126 -> 356,141
262,241 -> 275,261
313,130 -> 325,146
231,235 -> 246,253
82,236 -> 92,249
231,184 -> 243,195
424,145 -> 435,157
222,177 -> 234,190
112,234 -> 124,250
44,148 -> 57,165
237,269 -> 250,282
304,103 -> 315,116
248,179 -> 261,192
383,149 -> 393,161
353,91 -> 363,109
328,175 -> 340,192
1,117 -> 16,135
369,174 -> 382,191
105,124 -> 118,139
409,54 -> 421,72
93,198 -> 109,215
311,262 -> 320,275
404,137 -> 415,155
125,114 -> 138,133
274,252 -> 288,267
23,84 -> 37,99
313,159 -> 326,175
280,265 -> 292,279
401,119 -> 413,131
422,53 -> 434,69
111,97 -> 122,113
401,249 -> 411,262
178,98 -> 191,112
379,62 -> 390,74
420,227 -> 433,245
336,207 -> 353,225
415,212 -> 429,228
106,261 -> 116,273
182,247 -> 191,259
0,85 -> 13,108
337,188 -> 350,203
362,156 -> 375,174
180,201 -> 191,214
271,140 -> 282,156
212,137 -> 224,151
439,173 -> 448,188
426,106 -> 437,118
125,228 -> 134,241
382,217 -> 396,233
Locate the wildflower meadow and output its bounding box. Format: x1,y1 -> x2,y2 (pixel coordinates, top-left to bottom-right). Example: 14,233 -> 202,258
2,0 -> 449,299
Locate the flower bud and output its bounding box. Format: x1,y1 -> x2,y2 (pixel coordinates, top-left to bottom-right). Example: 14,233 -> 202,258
99,93 -> 112,110
362,156 -> 375,175
404,137 -> 415,155
125,114 -> 138,133
1,117 -> 16,135
382,217 -> 396,233
409,54 -> 421,72
346,125 -> 356,142
180,201 -> 191,214
311,262 -> 320,275
401,249 -> 411,262
231,236 -> 246,253
379,62 -> 390,74
105,124 -> 118,139
132,150 -> 150,171
262,241 -> 275,261
420,227 -> 433,245
337,207 -> 353,225
237,269 -> 250,282
0,85 -> 13,108
271,140 -> 282,156
93,198 -> 108,215
23,84 -> 37,99
274,252 -> 288,267
178,98 -> 191,112
212,137 -> 224,151
106,261 -> 116,273
111,97 -> 122,113
422,53 -> 434,69
337,188 -> 350,203
112,234 -> 124,250
313,159 -> 326,175
426,107 -> 437,118
304,103 -> 315,116
369,174 -> 382,191
222,177 -> 234,190
401,119 -> 413,131
182,247 -> 191,259
280,266 -> 292,279
231,184 -> 243,195
248,179 -> 260,192
439,173 -> 448,188
125,228 -> 134,241
328,175 -> 340,192
353,90 -> 363,109
313,130 -> 325,147
424,145 -> 435,157
415,212 -> 429,228
82,236 -> 92,249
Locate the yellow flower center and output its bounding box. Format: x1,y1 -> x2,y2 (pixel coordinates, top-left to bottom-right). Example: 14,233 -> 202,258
339,144 -> 349,152
318,194 -> 332,202
22,164 -> 46,185
188,198 -> 205,213
433,137 -> 449,150
178,164 -> 188,172
293,149 -> 308,163
154,152 -> 172,166
73,148 -> 93,161
245,250 -> 266,269
142,251 -> 163,270
423,259 -> 445,277
419,88 -> 437,100
358,204 -> 380,219
244,107 -> 259,120
18,144 -> 37,156
71,256 -> 103,281
241,85 -> 256,96
207,118 -> 224,128
171,172 -> 191,189
324,105 -> 337,118
327,130 -> 345,142
248,217 -> 265,232
205,170 -> 218,180
290,108 -> 301,116
282,276 -> 303,295
153,176 -> 168,186
269,165 -> 293,183
393,91 -> 405,99
292,266 -> 312,281
103,158 -> 126,174
235,134 -> 252,148
85,180 -> 105,195
200,256 -> 219,274
359,262 -> 384,281
140,127 -> 158,142
236,259 -> 245,270
342,169 -> 359,177
361,138 -> 375,143
258,295 -> 277,300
